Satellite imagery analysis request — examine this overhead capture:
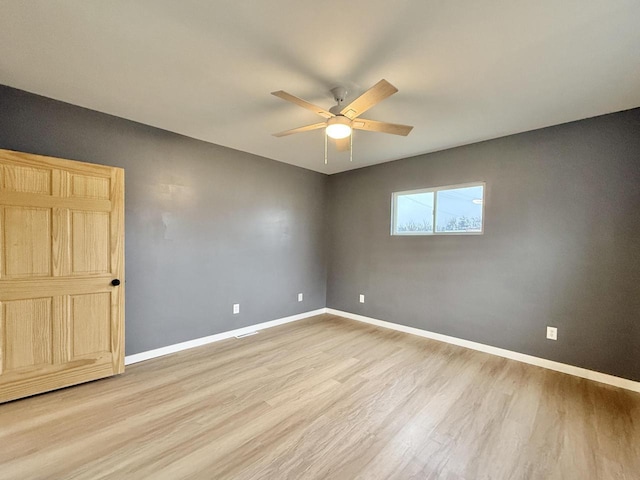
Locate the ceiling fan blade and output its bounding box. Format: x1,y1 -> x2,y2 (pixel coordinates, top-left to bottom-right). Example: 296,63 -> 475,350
352,118 -> 413,136
340,79 -> 398,120
271,91 -> 334,119
272,122 -> 327,137
335,137 -> 350,152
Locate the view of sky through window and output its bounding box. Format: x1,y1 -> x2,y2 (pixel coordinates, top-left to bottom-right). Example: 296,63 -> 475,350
435,185 -> 483,232
396,192 -> 434,232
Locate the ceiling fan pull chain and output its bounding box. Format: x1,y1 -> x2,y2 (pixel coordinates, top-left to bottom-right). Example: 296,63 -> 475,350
350,132 -> 353,162
324,129 -> 328,165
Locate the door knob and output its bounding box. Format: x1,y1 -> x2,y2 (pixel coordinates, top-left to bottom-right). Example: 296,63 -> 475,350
111,279 -> 121,286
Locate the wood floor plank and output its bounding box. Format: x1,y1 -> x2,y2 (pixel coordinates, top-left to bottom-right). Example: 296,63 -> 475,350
1,313 -> 638,479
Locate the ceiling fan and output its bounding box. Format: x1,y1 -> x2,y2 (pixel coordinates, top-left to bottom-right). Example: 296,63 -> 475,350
271,79 -> 413,162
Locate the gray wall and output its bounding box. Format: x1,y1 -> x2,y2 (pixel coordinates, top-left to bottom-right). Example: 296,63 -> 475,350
327,108 -> 640,382
0,85 -> 327,355
2,84 -> 638,382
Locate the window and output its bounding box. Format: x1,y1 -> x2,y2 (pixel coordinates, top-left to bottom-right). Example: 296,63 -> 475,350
391,182 -> 485,235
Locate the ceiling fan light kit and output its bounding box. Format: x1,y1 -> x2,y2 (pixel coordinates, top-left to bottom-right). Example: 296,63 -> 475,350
271,79 -> 413,165
325,116 -> 352,139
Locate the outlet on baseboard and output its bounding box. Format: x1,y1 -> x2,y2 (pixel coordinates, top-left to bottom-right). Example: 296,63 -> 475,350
359,294 -> 365,303
546,326 -> 557,340
233,304 -> 240,315
298,293 -> 303,302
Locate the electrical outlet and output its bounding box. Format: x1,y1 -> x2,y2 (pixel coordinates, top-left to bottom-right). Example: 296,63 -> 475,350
298,293 -> 303,302
233,304 -> 240,315
546,326 -> 557,341
359,294 -> 365,303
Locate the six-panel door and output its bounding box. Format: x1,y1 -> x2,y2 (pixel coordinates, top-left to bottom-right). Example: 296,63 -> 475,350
0,149 -> 124,403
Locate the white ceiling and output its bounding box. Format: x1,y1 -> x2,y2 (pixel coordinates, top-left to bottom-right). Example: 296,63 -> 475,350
1,1 -> 639,174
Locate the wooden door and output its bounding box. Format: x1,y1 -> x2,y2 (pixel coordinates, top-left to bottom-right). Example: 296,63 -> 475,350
0,149 -> 124,403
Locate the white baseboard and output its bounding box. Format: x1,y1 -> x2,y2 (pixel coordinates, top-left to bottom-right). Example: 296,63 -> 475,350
125,306 -> 640,393
326,308 -> 640,393
124,308 -> 327,365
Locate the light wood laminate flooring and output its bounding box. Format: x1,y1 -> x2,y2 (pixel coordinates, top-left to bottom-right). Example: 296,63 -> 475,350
1,314 -> 638,479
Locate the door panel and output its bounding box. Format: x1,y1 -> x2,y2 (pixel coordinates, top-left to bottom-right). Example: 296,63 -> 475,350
70,292 -> 111,358
0,149 -> 124,403
2,297 -> 53,372
2,207 -> 52,278
71,174 -> 110,199
71,210 -> 110,275
2,164 -> 52,195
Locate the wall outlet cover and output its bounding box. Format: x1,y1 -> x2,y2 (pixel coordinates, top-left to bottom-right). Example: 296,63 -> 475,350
233,304 -> 240,314
359,294 -> 365,303
546,326 -> 558,340
298,293 -> 303,302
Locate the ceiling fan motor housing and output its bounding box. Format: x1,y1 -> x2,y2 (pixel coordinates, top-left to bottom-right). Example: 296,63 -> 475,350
330,86 -> 348,103
329,86 -> 348,115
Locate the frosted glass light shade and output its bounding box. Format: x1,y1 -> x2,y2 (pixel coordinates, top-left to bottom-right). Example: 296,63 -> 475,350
326,116 -> 352,139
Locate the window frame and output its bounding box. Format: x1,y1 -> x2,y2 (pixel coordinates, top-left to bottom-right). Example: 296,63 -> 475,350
391,181 -> 486,236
